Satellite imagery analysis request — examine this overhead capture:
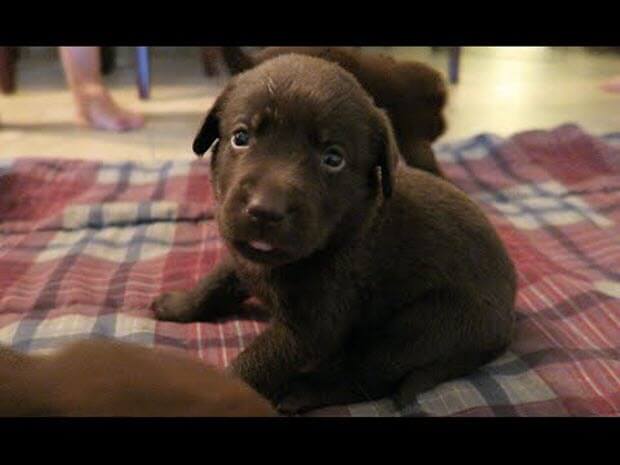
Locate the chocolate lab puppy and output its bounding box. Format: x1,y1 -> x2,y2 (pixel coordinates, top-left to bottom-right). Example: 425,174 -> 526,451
153,55 -> 516,414
0,339 -> 275,416
221,46 -> 447,177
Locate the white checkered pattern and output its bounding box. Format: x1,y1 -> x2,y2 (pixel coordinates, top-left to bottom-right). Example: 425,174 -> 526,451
477,181 -> 614,230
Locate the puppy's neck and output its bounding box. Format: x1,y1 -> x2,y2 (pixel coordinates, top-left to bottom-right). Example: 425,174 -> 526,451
321,193 -> 385,256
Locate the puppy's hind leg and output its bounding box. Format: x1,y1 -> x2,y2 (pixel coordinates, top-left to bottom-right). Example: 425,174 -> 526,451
391,349 -> 506,414
279,290 -> 511,414
276,358 -> 478,415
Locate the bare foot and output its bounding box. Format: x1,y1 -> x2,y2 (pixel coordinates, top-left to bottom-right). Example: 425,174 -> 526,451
600,76 -> 620,94
75,86 -> 145,131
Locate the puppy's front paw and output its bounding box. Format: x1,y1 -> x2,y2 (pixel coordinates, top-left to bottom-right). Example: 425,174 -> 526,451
152,291 -> 196,322
276,380 -> 326,415
276,390 -> 322,415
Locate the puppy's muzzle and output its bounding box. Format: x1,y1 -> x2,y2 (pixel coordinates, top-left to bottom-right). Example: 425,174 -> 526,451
243,183 -> 292,227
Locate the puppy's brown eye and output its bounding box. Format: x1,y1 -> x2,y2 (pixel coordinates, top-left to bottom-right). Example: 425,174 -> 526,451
231,129 -> 250,148
321,146 -> 346,172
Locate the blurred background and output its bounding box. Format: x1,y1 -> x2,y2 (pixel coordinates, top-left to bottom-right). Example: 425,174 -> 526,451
1,46 -> 620,162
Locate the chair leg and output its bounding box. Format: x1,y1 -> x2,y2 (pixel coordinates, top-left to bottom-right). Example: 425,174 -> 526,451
201,47 -> 221,77
448,47 -> 461,84
136,46 -> 150,100
0,46 -> 18,94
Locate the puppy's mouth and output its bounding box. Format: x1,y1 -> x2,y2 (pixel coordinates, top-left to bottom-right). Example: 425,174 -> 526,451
232,240 -> 294,265
248,240 -> 275,252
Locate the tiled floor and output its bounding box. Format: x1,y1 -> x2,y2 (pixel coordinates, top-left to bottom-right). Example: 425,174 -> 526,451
1,46 -> 620,162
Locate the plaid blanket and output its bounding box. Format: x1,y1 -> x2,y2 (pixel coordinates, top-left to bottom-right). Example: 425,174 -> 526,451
1,123 -> 619,416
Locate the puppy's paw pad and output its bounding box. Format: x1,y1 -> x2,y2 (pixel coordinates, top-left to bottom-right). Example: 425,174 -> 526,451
151,292 -> 194,322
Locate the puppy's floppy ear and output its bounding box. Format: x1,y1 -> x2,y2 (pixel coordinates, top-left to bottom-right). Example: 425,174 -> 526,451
193,111 -> 219,157
192,83 -> 234,157
372,109 -> 401,198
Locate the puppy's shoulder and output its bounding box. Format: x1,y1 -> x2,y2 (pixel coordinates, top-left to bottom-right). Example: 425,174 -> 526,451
384,166 -> 500,249
392,166 -> 479,216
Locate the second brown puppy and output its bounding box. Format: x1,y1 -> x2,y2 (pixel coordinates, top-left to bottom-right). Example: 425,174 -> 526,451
0,339 -> 275,416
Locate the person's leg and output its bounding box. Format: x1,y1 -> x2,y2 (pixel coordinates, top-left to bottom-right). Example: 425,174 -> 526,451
600,75 -> 620,93
59,47 -> 144,131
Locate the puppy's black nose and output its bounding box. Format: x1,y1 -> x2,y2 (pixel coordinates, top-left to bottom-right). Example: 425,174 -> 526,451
246,197 -> 286,223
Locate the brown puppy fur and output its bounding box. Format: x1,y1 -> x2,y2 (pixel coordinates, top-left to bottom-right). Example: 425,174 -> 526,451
153,55 -> 516,414
221,46 -> 447,176
0,339 -> 275,416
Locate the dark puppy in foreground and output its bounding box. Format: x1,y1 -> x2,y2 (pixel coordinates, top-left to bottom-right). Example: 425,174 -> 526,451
221,46 -> 448,177
153,55 -> 516,414
0,339 -> 275,416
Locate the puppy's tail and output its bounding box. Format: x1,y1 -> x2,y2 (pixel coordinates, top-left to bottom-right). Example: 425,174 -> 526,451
221,47 -> 255,75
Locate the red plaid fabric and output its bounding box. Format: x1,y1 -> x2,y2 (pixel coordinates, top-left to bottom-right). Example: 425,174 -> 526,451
1,123 -> 619,416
